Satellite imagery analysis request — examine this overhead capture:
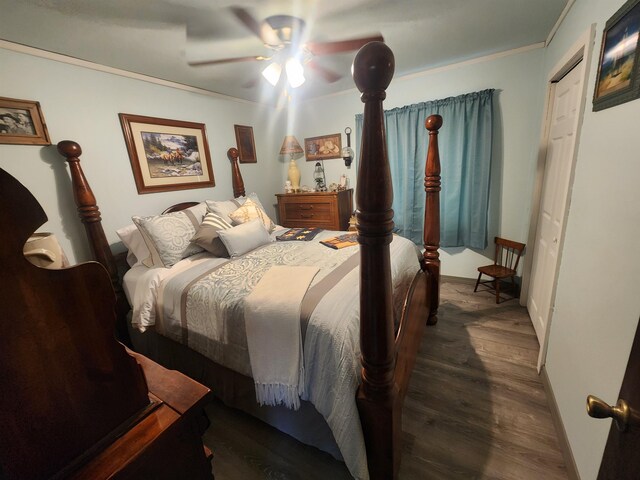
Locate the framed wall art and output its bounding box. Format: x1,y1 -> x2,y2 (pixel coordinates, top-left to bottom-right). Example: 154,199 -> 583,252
234,124 -> 257,163
119,113 -> 215,194
593,0 -> 640,111
304,133 -> 342,161
0,96 -> 51,145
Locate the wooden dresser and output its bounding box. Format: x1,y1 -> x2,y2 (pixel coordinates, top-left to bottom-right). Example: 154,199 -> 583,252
276,189 -> 353,230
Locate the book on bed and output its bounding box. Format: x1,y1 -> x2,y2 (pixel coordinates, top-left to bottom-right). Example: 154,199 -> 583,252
276,227 -> 323,241
320,233 -> 358,249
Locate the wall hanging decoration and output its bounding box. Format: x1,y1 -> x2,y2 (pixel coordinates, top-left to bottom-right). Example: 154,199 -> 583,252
0,96 -> 51,145
119,113 -> 215,194
341,127 -> 354,167
304,133 -> 342,161
593,0 -> 640,111
234,124 -> 257,163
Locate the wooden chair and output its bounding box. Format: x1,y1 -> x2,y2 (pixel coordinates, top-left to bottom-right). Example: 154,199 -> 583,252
474,237 -> 525,303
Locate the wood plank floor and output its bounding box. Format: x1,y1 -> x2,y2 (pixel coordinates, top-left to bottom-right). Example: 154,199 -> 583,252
202,278 -> 568,479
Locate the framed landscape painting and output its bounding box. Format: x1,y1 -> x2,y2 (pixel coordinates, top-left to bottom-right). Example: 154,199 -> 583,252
593,0 -> 640,111
119,113 -> 215,194
0,96 -> 51,145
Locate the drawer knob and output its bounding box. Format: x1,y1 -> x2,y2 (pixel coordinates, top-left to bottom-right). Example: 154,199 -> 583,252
301,213 -> 314,218
300,205 -> 314,210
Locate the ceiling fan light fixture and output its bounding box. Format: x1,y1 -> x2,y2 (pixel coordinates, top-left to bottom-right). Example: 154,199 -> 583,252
262,62 -> 282,86
285,57 -> 305,88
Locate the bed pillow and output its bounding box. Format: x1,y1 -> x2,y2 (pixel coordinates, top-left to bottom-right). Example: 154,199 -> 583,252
116,223 -> 151,268
228,198 -> 275,233
132,211 -> 203,268
217,219 -> 271,258
205,192 -> 265,224
190,212 -> 233,257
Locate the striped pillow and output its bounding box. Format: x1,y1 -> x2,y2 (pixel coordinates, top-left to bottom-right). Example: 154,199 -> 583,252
190,212 -> 233,257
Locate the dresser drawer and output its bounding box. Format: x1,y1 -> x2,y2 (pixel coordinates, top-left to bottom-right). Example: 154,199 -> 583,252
283,201 -> 332,222
275,189 -> 353,231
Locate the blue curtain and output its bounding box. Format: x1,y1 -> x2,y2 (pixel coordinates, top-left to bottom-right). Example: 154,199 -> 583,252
355,89 -> 494,249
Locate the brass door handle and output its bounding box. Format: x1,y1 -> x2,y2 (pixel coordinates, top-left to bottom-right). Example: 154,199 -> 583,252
587,395 -> 637,431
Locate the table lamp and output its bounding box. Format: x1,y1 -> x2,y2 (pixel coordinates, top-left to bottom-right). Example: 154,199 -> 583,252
280,135 -> 304,192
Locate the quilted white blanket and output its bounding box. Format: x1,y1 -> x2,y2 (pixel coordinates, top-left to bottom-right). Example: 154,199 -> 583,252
123,230 -> 421,480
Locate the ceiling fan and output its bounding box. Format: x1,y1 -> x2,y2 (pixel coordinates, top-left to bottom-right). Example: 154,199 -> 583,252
188,7 -> 384,88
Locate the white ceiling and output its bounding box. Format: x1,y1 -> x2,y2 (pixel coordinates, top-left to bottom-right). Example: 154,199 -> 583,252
1,0 -> 568,104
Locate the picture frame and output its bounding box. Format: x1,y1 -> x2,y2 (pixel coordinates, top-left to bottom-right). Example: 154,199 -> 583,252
304,133 -> 342,161
234,124 -> 257,163
0,96 -> 51,145
593,0 -> 640,111
119,113 -> 215,194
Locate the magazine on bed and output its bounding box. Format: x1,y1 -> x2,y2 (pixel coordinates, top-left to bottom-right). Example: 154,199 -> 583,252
320,233 -> 359,249
276,227 -> 323,241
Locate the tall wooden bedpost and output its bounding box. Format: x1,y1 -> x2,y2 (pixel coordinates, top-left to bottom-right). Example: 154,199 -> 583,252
227,147 -> 246,198
353,41 -> 400,480
57,140 -> 130,344
423,115 -> 443,325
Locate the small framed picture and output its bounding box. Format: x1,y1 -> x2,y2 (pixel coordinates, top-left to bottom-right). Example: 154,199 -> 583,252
593,0 -> 640,111
0,97 -> 51,145
119,113 -> 215,194
304,133 -> 342,161
234,124 -> 257,163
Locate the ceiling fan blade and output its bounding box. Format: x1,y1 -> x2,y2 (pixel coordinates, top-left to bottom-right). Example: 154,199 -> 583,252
230,7 -> 280,46
305,35 -> 384,56
188,55 -> 267,67
307,60 -> 343,83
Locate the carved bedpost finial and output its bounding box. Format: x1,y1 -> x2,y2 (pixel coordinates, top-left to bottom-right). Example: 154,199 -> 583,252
353,41 -> 400,479
227,147 -> 246,198
353,41 -> 395,96
423,115 -> 443,325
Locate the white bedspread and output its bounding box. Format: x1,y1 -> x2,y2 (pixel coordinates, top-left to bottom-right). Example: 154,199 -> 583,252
123,230 -> 420,480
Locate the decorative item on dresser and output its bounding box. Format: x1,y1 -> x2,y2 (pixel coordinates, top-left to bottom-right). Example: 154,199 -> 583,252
59,42 -> 443,480
276,189 -> 353,230
280,135 -> 304,192
0,168 -> 213,480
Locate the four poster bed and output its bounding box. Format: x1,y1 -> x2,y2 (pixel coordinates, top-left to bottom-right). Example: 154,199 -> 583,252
58,42 -> 442,480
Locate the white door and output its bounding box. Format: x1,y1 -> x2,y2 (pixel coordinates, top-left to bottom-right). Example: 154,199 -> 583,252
527,59 -> 585,349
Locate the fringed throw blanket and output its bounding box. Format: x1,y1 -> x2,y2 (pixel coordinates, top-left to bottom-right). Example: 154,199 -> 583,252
244,265 -> 319,410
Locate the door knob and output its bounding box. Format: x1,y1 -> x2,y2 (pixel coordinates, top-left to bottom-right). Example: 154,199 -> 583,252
586,395 -> 636,431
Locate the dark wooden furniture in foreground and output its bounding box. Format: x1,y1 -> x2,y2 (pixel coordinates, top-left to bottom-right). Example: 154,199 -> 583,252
58,41 -> 442,480
275,189 -> 353,230
0,168 -> 213,480
474,236 -> 526,304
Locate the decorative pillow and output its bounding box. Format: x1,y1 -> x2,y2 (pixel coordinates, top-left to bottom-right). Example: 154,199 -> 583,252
190,212 -> 232,257
132,211 -> 203,268
229,198 -> 275,233
217,219 -> 272,258
205,192 -> 266,224
116,223 -> 150,268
